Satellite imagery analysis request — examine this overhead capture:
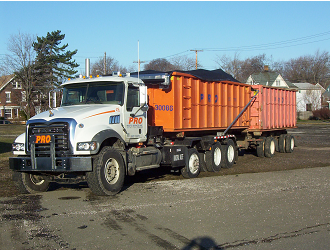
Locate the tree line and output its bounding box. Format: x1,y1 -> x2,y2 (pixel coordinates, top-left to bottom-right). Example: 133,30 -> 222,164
1,30 -> 329,119
216,51 -> 330,89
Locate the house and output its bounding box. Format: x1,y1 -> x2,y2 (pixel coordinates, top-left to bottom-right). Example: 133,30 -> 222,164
292,83 -> 325,112
0,74 -> 24,120
291,82 -> 325,120
246,66 -> 298,89
322,85 -> 330,109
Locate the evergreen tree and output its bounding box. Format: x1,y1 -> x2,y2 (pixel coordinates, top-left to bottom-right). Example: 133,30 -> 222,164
33,30 -> 78,96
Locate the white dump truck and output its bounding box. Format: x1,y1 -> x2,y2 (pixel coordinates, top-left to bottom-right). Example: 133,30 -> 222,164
9,69 -> 296,195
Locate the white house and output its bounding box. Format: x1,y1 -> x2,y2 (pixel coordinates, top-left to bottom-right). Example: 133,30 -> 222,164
292,82 -> 325,112
246,67 -> 298,89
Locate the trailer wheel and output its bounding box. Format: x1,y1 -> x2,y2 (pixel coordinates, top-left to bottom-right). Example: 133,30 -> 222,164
12,172 -> 50,194
256,137 -> 265,158
264,137 -> 276,158
285,135 -> 294,153
181,148 -> 201,178
279,134 -> 286,153
86,147 -> 125,196
198,152 -> 208,172
205,142 -> 222,172
222,139 -> 236,169
275,137 -> 279,152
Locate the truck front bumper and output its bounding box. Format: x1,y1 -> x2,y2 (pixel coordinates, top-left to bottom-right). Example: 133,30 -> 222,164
9,156 -> 93,172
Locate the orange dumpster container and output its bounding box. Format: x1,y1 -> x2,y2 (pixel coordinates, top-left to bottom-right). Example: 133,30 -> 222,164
147,71 -> 252,132
249,85 -> 296,131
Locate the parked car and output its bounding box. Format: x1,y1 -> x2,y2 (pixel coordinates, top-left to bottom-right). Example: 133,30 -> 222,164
0,120 -> 12,124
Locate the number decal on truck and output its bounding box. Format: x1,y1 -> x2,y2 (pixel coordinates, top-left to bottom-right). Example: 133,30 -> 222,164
155,105 -> 173,111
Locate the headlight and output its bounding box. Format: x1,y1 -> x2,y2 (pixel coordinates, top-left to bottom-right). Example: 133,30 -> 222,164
77,141 -> 97,151
12,143 -> 25,151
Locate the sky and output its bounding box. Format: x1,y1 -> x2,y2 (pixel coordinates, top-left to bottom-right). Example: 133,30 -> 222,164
1,1 -> 330,75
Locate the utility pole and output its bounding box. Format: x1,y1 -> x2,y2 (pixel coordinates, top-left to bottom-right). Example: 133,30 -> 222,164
190,49 -> 203,69
133,41 -> 145,78
133,59 -> 146,72
103,52 -> 106,75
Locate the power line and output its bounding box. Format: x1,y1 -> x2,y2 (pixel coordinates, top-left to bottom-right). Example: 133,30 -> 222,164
201,31 -> 330,52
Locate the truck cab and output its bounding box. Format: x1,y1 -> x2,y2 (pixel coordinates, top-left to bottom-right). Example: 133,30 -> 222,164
9,73 -> 166,195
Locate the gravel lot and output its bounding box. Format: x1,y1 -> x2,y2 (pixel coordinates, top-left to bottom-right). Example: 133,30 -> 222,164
1,122 -> 330,197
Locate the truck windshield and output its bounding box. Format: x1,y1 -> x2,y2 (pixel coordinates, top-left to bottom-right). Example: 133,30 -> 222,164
61,81 -> 124,106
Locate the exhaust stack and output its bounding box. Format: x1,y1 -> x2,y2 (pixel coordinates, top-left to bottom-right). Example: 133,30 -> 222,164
85,58 -> 90,77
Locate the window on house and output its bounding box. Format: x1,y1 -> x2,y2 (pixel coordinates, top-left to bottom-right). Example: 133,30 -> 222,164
12,81 -> 21,89
276,80 -> 280,86
5,92 -> 11,103
306,104 -> 312,111
4,109 -> 12,119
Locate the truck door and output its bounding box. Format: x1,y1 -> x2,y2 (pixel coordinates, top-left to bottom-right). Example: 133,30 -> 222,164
124,85 -> 148,142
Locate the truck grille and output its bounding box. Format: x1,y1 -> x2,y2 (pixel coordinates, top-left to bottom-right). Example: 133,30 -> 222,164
28,123 -> 70,157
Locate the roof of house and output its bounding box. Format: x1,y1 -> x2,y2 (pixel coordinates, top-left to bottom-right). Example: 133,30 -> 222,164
250,71 -> 297,88
0,74 -> 15,91
292,82 -> 325,90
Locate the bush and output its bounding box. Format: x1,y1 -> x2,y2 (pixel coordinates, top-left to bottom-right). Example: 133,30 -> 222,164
312,108 -> 330,120
19,110 -> 27,121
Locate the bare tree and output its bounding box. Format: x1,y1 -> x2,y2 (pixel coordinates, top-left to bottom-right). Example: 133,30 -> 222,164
171,55 -> 201,71
215,53 -> 269,82
91,55 -> 128,75
281,50 -> 330,88
144,58 -> 176,71
2,32 -> 37,119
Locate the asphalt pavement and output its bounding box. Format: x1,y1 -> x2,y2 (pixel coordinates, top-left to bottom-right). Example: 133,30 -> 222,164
1,166 -> 329,250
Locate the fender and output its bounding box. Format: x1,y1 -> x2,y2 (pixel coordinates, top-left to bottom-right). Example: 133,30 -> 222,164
91,129 -> 126,154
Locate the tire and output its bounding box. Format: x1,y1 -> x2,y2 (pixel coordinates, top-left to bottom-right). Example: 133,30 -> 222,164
256,137 -> 265,158
222,139 -> 236,169
181,148 -> 201,178
264,137 -> 276,158
275,137 -> 279,152
12,172 -> 50,194
205,142 -> 222,172
285,135 -> 294,153
198,152 -> 208,172
86,147 -> 125,196
279,134 -> 286,153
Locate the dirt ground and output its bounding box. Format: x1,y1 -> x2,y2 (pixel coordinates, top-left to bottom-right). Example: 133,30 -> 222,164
1,122 -> 330,197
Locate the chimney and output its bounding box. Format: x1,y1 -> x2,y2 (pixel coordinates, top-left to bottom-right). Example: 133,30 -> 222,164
264,65 -> 269,72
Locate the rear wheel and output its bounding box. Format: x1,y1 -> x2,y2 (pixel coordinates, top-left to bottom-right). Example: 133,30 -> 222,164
205,142 -> 222,172
279,134 -> 286,153
256,137 -> 265,158
198,152 -> 208,172
285,135 -> 294,153
13,172 -> 50,194
264,137 -> 276,158
181,148 -> 201,178
222,139 -> 236,169
86,147 -> 125,196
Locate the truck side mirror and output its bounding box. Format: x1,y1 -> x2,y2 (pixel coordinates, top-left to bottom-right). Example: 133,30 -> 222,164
141,103 -> 149,112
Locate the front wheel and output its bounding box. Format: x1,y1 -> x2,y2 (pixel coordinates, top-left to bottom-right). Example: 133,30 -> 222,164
86,147 -> 125,196
12,172 -> 50,194
181,148 -> 201,178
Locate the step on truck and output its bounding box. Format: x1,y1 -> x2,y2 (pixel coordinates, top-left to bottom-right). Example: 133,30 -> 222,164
9,69 -> 296,195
